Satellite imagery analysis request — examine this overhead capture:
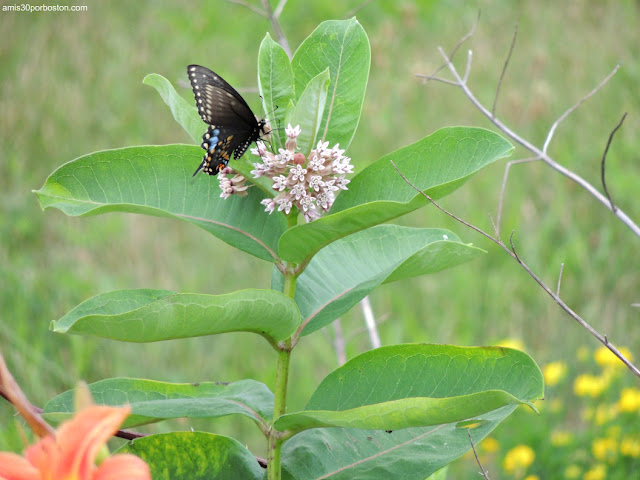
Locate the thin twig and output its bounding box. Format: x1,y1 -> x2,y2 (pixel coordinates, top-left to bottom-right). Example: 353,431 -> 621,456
467,429 -> 491,480
556,263 -> 565,297
418,10 -> 480,84
462,49 -> 473,84
496,156 -> 539,235
390,160 -> 640,379
542,64 -> 621,154
272,0 -> 287,18
416,74 -> 461,87
492,23 -> 518,117
429,49 -> 639,239
361,296 -> 381,349
447,9 -> 481,63
261,0 -> 292,58
601,112 -> 627,212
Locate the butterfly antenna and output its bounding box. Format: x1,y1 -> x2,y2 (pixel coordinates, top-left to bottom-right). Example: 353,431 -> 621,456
267,104 -> 279,124
258,97 -> 279,129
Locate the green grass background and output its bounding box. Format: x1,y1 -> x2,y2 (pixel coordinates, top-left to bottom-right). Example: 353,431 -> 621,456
1,0 -> 639,476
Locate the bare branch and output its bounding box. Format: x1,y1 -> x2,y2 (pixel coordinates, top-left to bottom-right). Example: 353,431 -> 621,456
390,160 -> 640,379
273,0 -> 287,18
467,429 -> 491,480
496,156 -> 539,235
488,213 -> 499,237
415,74 -> 461,87
492,23 -> 518,117
542,64 -> 621,154
463,49 -> 473,84
426,49 -> 639,239
508,230 -> 519,259
418,10 -> 480,84
261,0 -> 292,57
448,9 -> 481,61
556,263 -> 565,297
601,112 -> 627,212
361,296 -> 381,349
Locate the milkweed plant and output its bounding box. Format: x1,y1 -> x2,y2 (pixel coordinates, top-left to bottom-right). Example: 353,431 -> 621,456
33,19 -> 543,479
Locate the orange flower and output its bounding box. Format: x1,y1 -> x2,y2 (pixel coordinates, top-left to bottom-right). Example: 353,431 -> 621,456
0,405 -> 150,480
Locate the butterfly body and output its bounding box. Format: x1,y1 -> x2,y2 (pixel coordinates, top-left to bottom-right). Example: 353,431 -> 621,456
187,64 -> 267,176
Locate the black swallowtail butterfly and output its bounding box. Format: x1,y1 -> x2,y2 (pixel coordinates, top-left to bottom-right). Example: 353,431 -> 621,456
187,64 -> 268,176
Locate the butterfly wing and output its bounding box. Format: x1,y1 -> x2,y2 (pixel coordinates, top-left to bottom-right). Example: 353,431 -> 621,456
193,124 -> 261,176
187,65 -> 257,128
187,65 -> 263,176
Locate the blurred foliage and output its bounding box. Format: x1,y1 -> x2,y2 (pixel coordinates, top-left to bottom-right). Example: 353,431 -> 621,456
1,0 -> 639,475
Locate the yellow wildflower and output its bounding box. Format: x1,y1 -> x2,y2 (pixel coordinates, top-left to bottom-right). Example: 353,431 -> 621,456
524,475 -> 539,480
594,345 -> 633,369
543,361 -> 567,387
583,464 -> 606,480
592,437 -> 617,463
564,464 -> 581,479
480,437 -> 499,454
618,388 -> 640,413
551,430 -> 572,446
573,374 -> 607,397
503,444 -> 535,474
620,436 -> 640,457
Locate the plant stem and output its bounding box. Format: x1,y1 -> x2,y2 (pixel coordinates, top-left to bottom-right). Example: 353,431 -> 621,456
267,216 -> 297,479
267,339 -> 291,479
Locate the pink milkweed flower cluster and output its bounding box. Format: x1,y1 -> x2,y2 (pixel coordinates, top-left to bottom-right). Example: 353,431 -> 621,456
219,124 -> 352,222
